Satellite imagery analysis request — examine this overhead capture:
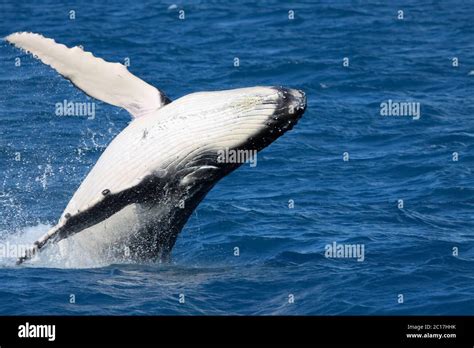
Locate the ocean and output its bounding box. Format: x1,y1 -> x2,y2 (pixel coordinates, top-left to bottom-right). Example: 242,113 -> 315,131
0,0 -> 473,315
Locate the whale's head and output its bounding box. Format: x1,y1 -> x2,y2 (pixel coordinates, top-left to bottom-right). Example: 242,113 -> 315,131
172,86 -> 306,174
165,86 -> 307,197
217,86 -> 306,168
230,86 -> 307,153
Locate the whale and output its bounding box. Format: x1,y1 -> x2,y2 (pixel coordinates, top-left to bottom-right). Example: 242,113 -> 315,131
5,32 -> 307,265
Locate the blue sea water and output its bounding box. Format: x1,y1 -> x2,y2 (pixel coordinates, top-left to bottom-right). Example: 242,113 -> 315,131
0,0 -> 473,315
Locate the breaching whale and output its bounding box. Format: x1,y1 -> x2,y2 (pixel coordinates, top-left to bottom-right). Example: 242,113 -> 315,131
5,32 -> 307,265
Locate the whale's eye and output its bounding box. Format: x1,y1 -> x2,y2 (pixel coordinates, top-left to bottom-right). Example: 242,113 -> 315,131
64,213 -> 71,219
102,189 -> 111,196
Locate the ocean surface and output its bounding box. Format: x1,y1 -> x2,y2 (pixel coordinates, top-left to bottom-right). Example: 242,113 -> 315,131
0,0 -> 473,315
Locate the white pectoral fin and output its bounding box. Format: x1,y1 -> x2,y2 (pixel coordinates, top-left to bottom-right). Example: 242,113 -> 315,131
5,32 -> 169,118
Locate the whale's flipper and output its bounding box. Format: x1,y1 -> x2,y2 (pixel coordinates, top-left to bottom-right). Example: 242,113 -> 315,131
5,32 -> 170,118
